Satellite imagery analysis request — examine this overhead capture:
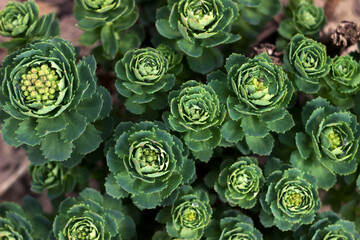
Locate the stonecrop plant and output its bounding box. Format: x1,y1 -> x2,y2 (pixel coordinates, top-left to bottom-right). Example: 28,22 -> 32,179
0,0 -> 360,240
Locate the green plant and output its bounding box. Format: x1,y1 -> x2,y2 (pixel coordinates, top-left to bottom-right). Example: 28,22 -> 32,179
105,121 -> 195,209
210,156 -> 264,209
115,47 -> 175,115
30,162 -> 75,199
290,97 -> 360,189
156,186 -> 212,240
277,3 -> 326,50
283,34 -> 331,93
0,0 -> 59,52
320,55 -> 360,109
208,53 -> 294,155
294,211 -> 360,240
260,159 -> 321,231
155,0 -> 240,73
163,80 -> 226,161
53,188 -> 135,240
0,196 -> 52,240
0,38 -> 112,165
205,211 -> 263,240
74,0 -> 139,59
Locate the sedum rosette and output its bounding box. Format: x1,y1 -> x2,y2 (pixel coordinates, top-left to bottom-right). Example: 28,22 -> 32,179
155,0 -> 240,73
277,3 -> 326,50
290,97 -> 360,190
0,196 -> 52,240
74,0 -> 138,58
320,55 -> 360,109
208,53 -> 294,155
213,156 -> 264,209
29,162 -> 75,199
105,121 -> 195,209
0,0 -> 59,52
294,211 -> 360,240
0,38 -> 112,166
283,34 -> 331,94
163,80 -> 226,162
115,47 -> 175,115
260,160 -> 320,231
156,44 -> 184,76
205,211 -> 263,240
156,186 -> 212,240
53,188 -> 135,240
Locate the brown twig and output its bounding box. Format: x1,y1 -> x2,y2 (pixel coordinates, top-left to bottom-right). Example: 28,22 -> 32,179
0,159 -> 29,197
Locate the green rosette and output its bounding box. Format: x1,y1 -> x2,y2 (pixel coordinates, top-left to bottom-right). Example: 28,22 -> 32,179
320,55 -> 360,109
290,97 -> 360,190
156,44 -> 184,76
105,121 -> 196,209
283,34 -> 331,94
213,156 -> 264,209
115,47 -> 175,115
208,53 -> 294,155
0,196 -> 52,240
74,0 -> 139,59
163,80 -> 226,162
294,211 -> 360,240
156,186 -> 212,240
53,188 -> 135,240
0,38 -> 112,166
260,164 -> 321,231
155,0 -> 240,73
0,0 -> 59,52
205,212 -> 263,240
29,162 -> 75,199
278,3 -> 326,50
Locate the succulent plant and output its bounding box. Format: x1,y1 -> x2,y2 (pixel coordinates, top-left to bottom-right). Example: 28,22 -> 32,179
0,0 -> 59,52
208,53 -> 294,155
163,80 -> 226,161
0,38 -> 112,165
260,160 -> 321,231
115,47 -> 175,115
290,97 -> 360,189
156,186 -> 212,240
320,55 -> 360,109
74,0 -> 139,58
212,156 -> 264,209
283,34 -> 331,94
53,188 -> 135,240
105,121 -> 195,209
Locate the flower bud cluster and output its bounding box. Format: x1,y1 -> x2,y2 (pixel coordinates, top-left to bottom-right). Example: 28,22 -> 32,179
19,64 -> 60,105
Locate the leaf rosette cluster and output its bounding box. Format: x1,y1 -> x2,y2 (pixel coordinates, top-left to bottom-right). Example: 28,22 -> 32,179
163,80 -> 226,161
279,3 -> 326,44
212,156 -> 264,209
294,211 -> 360,240
321,55 -> 360,109
53,188 -> 135,240
155,0 -> 240,58
74,0 -> 139,58
30,162 -> 75,199
105,121 -> 195,209
115,47 -> 175,115
290,98 -> 360,189
260,165 -> 320,231
0,38 -> 112,165
205,212 -> 263,240
0,0 -> 59,51
208,53 -> 294,155
156,186 -> 212,240
0,196 -> 52,240
284,34 -> 331,94
156,44 -> 184,75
